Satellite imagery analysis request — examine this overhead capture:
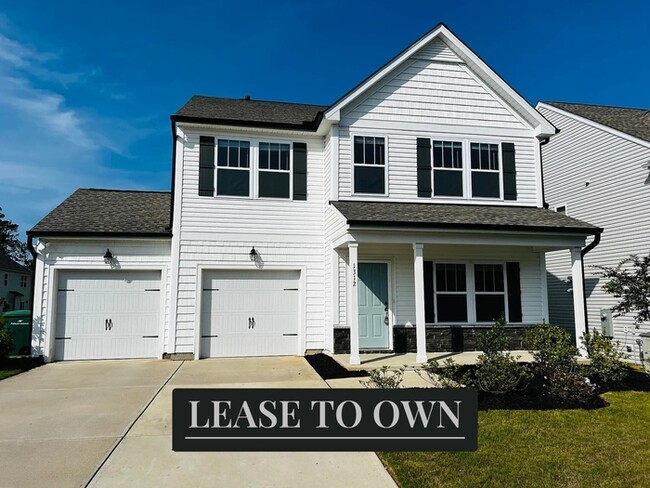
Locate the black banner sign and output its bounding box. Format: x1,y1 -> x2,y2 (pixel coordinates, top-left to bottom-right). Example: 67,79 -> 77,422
172,388 -> 477,452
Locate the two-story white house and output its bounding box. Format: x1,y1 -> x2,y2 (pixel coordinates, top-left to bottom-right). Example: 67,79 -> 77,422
0,254 -> 31,312
28,24 -> 599,364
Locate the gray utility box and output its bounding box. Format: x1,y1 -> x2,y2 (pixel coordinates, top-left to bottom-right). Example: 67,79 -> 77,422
640,333 -> 650,373
600,308 -> 614,337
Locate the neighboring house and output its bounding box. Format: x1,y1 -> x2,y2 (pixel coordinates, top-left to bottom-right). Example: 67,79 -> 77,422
538,101 -> 650,362
0,254 -> 31,312
29,24 -> 599,364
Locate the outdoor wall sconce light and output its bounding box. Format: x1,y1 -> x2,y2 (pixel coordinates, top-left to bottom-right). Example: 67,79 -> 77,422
249,247 -> 258,261
103,249 -> 113,264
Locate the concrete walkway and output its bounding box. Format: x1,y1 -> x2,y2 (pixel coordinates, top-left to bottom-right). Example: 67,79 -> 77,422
0,357 -> 395,487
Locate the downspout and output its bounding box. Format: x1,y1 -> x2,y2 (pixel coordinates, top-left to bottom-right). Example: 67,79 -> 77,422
539,136 -> 551,209
580,230 -> 602,333
27,235 -> 37,357
167,118 -> 177,231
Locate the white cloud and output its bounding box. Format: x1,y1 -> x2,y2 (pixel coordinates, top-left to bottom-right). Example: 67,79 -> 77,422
0,29 -> 160,236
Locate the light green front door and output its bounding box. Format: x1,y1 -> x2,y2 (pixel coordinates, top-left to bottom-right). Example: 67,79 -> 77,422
358,263 -> 389,349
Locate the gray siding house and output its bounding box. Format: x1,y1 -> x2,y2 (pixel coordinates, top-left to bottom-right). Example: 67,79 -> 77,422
538,101 -> 650,362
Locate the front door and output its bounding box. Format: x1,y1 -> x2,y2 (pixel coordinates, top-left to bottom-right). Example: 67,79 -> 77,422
358,262 -> 389,349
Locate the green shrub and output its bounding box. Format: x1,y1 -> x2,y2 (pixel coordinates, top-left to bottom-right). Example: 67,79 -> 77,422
360,365 -> 405,389
525,323 -> 595,405
419,357 -> 474,388
582,330 -> 628,383
0,314 -> 13,359
473,316 -> 530,394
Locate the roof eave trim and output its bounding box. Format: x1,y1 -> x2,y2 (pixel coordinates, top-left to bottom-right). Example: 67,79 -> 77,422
27,231 -> 173,239
346,220 -> 602,235
171,115 -> 322,132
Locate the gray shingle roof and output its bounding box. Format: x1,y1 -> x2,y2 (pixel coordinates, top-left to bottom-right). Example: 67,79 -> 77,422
0,254 -> 29,274
546,102 -> 650,143
173,96 -> 327,130
29,189 -> 172,237
331,201 -> 601,234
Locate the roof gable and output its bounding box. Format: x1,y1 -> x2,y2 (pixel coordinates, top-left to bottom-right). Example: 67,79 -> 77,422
0,254 -> 29,274
539,101 -> 650,147
325,24 -> 556,137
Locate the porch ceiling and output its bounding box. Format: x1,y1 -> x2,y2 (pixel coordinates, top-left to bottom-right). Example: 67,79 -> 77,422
331,201 -> 601,235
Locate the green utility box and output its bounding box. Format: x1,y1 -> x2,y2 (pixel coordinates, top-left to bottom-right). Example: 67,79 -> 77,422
2,310 -> 31,356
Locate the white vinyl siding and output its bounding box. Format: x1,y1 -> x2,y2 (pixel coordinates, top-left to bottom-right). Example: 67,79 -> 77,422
540,105 -> 650,361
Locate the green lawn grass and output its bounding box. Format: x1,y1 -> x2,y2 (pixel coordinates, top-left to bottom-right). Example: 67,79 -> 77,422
379,391 -> 650,488
0,368 -> 21,381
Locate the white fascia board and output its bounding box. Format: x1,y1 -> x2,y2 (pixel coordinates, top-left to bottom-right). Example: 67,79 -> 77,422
175,121 -> 326,139
537,102 -> 650,150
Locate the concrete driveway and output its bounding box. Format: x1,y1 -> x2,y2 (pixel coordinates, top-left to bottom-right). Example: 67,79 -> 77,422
0,358 -> 395,488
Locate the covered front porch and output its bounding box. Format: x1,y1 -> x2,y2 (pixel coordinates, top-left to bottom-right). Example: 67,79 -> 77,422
328,201 -> 602,365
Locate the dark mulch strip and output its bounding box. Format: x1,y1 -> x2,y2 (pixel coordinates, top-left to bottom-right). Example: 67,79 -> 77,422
305,353 -> 369,380
478,391 -> 609,411
599,369 -> 650,393
0,355 -> 44,372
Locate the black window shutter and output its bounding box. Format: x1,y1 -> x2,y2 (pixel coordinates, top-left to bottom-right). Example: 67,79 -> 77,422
424,261 -> 435,323
417,138 -> 432,198
293,142 -> 307,200
198,136 -> 215,196
506,262 -> 522,322
502,142 -> 517,201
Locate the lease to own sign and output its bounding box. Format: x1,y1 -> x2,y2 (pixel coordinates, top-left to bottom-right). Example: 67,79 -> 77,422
173,389 -> 477,451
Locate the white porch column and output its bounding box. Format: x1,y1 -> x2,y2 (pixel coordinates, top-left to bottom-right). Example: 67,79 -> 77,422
413,243 -> 428,364
571,247 -> 587,355
347,242 -> 360,365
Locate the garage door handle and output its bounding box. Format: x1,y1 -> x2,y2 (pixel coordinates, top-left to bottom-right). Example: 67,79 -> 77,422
248,317 -> 255,329
105,319 -> 108,331
108,319 -> 113,331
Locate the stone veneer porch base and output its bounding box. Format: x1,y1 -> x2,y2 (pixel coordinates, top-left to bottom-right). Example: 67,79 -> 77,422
333,326 -> 531,354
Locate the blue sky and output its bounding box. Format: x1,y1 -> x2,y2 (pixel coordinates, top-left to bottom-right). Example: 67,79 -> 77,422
1,1 -> 649,236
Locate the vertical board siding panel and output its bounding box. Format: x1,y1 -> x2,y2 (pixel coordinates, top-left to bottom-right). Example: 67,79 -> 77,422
540,106 -> 650,361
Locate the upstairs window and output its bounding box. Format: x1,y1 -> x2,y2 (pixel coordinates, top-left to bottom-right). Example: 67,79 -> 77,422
20,275 -> 27,288
474,264 -> 506,322
353,136 -> 386,194
259,142 -> 291,199
435,264 -> 468,322
471,143 -> 500,198
433,141 -> 463,197
3,273 -> 7,286
217,139 -> 250,197
555,205 -> 567,215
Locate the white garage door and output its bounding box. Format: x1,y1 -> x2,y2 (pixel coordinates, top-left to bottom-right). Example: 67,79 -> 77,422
55,270 -> 161,360
201,270 -> 300,358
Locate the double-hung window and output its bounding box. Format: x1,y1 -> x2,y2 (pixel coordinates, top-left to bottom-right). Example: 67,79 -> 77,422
353,136 -> 386,194
216,139 -> 250,197
474,264 -> 506,322
433,141 -> 463,197
20,275 -> 27,288
259,142 -> 291,198
434,264 -> 468,322
470,143 -> 500,198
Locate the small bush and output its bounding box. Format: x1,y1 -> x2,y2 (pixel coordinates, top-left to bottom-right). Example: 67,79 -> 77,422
582,330 -> 628,383
0,314 -> 13,359
419,357 -> 474,388
360,365 -> 405,389
525,323 -> 596,405
473,316 -> 530,394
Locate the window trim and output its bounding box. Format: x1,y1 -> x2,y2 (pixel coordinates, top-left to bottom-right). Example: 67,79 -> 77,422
431,139 -> 465,198
351,133 -> 389,197
206,135 -> 297,201
473,262 -> 509,324
469,141 -> 503,200
429,260 -> 510,325
554,204 -> 568,216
